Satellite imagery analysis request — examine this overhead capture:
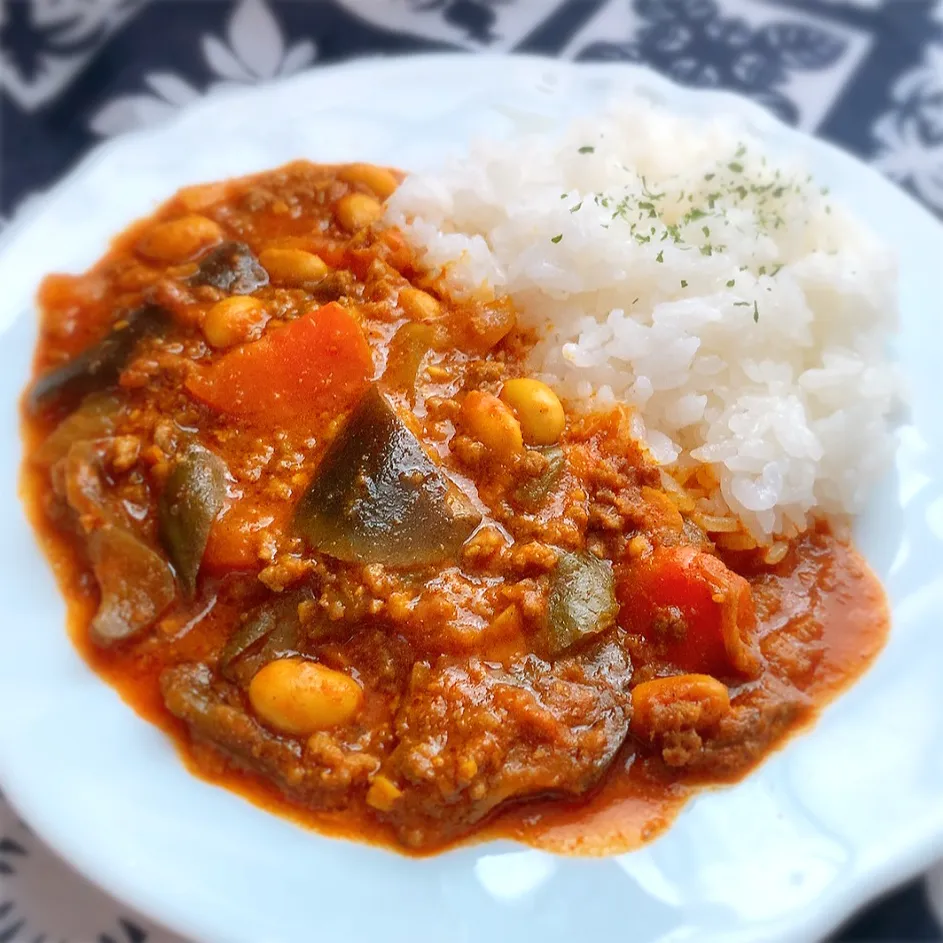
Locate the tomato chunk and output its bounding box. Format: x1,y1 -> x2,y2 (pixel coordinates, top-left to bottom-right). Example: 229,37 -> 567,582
617,546 -> 760,678
185,302 -> 373,430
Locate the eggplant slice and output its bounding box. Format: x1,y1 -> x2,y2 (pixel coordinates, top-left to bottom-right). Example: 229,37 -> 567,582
295,386 -> 480,568
190,241 -> 269,295
159,445 -> 228,598
28,304 -> 167,414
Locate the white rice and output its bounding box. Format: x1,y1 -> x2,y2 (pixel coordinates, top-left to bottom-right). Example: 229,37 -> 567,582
386,98 -> 899,541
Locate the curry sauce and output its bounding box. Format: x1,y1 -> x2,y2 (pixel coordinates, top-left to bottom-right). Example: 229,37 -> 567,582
20,160 -> 889,855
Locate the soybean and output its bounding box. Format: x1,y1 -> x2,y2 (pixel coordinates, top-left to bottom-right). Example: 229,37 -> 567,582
500,378 -> 565,446
249,658 -> 363,736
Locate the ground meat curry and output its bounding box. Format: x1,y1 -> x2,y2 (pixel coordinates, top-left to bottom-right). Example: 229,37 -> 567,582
20,160 -> 889,854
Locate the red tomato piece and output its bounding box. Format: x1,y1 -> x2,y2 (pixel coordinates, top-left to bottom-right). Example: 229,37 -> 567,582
617,545 -> 760,679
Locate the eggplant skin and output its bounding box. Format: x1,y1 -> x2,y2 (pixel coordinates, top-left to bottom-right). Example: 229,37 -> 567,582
189,241 -> 268,295
294,386 -> 481,568
89,525 -> 175,647
159,445 -> 228,598
546,551 -> 618,655
219,588 -> 317,686
513,446 -> 565,509
33,393 -> 121,467
28,304 -> 167,414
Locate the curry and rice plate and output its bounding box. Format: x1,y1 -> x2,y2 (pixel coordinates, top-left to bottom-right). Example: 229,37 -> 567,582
20,100 -> 894,853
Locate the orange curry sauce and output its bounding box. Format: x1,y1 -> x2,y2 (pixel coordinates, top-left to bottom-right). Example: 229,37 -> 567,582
20,160 -> 889,856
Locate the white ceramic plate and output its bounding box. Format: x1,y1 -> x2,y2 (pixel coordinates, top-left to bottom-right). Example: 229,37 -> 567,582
0,55 -> 941,943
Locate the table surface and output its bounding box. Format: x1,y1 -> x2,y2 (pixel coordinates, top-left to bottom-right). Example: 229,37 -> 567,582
2,1 -> 942,940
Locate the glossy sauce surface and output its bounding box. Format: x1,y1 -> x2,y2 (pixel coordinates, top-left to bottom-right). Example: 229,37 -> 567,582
20,161 -> 890,855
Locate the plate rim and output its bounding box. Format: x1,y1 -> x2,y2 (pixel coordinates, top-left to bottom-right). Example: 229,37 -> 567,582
4,53 -> 942,271
1,52 -> 941,943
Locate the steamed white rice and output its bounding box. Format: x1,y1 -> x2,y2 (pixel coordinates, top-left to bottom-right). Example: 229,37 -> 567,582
386,99 -> 899,541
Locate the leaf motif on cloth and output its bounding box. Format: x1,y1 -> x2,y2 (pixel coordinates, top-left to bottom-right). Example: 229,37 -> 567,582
89,0 -> 317,137
0,793 -> 181,942
575,0 -> 853,130
90,90 -> 195,137
0,0 -> 144,110
227,0 -> 285,77
754,22 -> 845,70
872,12 -> 943,213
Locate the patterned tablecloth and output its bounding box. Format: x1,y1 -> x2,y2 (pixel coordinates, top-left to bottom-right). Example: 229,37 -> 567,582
2,1 -> 942,940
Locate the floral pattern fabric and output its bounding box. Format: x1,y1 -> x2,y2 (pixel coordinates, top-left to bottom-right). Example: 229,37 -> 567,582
1,0 -> 942,939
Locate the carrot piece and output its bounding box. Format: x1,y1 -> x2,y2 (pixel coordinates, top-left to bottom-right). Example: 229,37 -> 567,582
202,499 -> 289,573
185,302 -> 373,430
202,508 -> 264,572
617,546 -> 760,679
